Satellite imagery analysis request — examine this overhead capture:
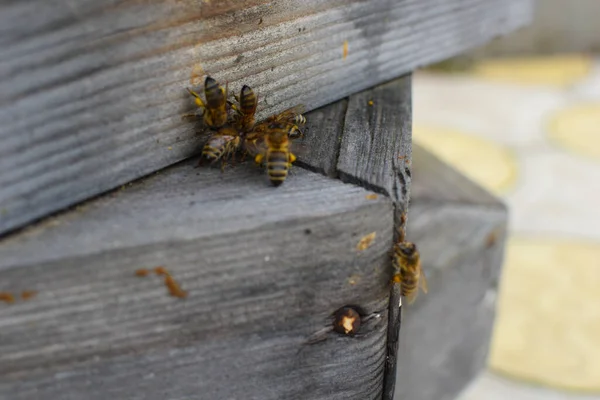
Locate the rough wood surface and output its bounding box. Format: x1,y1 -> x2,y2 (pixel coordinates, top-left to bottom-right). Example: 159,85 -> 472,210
383,283 -> 403,400
0,0 -> 533,234
337,76 -> 412,207
394,144 -> 508,400
297,99 -> 348,178
297,75 -> 413,399
0,161 -> 395,400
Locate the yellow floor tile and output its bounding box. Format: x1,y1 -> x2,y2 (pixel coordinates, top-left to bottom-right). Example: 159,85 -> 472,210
413,125 -> 518,196
490,237 -> 600,393
547,104 -> 600,161
471,55 -> 593,88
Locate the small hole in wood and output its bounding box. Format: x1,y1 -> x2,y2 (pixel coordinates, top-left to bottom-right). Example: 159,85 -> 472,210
333,306 -> 361,336
304,229 -> 312,235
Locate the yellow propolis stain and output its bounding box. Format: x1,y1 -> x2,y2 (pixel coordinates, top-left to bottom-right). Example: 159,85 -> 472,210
190,64 -> 205,86
413,125 -> 518,196
490,237 -> 600,392
547,103 -> 600,161
356,232 -> 376,251
342,40 -> 348,60
471,55 -> 593,87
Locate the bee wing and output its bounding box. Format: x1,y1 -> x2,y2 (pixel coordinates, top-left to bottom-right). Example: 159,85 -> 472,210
290,139 -> 312,160
418,267 -> 428,294
243,135 -> 267,158
271,104 -> 306,122
404,288 -> 419,305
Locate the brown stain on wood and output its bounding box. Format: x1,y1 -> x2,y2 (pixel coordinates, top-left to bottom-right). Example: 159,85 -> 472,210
343,40 -> 349,60
485,230 -> 499,248
0,293 -> 15,304
356,231 -> 376,251
154,266 -> 168,276
164,274 -> 187,298
365,194 -> 378,200
134,266 -> 186,298
20,291 -> 37,301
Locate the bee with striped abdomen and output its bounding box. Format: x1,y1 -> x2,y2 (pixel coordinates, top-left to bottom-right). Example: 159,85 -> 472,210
230,85 -> 258,133
250,121 -> 298,186
187,76 -> 229,129
392,241 -> 428,304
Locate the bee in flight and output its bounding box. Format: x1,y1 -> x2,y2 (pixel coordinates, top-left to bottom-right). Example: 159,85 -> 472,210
230,85 -> 258,133
187,76 -> 229,129
392,241 -> 428,304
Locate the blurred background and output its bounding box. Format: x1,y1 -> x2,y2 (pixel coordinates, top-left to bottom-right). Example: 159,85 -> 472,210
412,1 -> 600,399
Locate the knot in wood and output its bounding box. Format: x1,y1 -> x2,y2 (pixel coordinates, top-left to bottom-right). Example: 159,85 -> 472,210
333,306 -> 361,336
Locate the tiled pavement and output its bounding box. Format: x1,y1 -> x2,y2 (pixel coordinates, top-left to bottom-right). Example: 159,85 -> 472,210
412,55 -> 600,400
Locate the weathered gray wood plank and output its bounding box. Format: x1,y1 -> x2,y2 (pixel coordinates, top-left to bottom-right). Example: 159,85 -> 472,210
393,144 -> 509,400
337,75 -> 412,208
0,161 -> 395,399
0,0 -> 533,234
297,98 -> 348,178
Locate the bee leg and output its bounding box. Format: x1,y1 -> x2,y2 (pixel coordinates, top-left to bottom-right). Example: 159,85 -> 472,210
391,274 -> 402,284
181,112 -> 198,120
227,100 -> 240,113
187,88 -> 206,109
229,151 -> 237,168
254,154 -> 264,165
289,153 -> 297,163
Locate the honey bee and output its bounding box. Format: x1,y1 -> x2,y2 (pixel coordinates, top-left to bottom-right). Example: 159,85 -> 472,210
250,121 -> 298,186
251,105 -> 307,139
392,242 -> 428,304
230,85 -> 258,133
200,125 -> 242,167
187,76 -> 229,129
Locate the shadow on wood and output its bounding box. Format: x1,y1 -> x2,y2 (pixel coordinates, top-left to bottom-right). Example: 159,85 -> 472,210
394,144 -> 508,400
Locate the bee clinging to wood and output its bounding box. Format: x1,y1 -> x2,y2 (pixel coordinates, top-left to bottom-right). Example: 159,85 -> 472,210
391,213 -> 428,304
392,241 -> 428,304
200,125 -> 242,168
242,104 -> 308,186
248,121 -> 298,186
251,105 -> 307,140
187,76 -> 229,129
230,85 -> 258,133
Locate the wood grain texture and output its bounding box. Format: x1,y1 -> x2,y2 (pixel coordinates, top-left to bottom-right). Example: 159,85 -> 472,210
337,75 -> 412,207
393,144 -> 509,400
0,161 -> 396,399
0,0 -> 533,234
383,283 -> 403,400
297,98 -> 348,178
